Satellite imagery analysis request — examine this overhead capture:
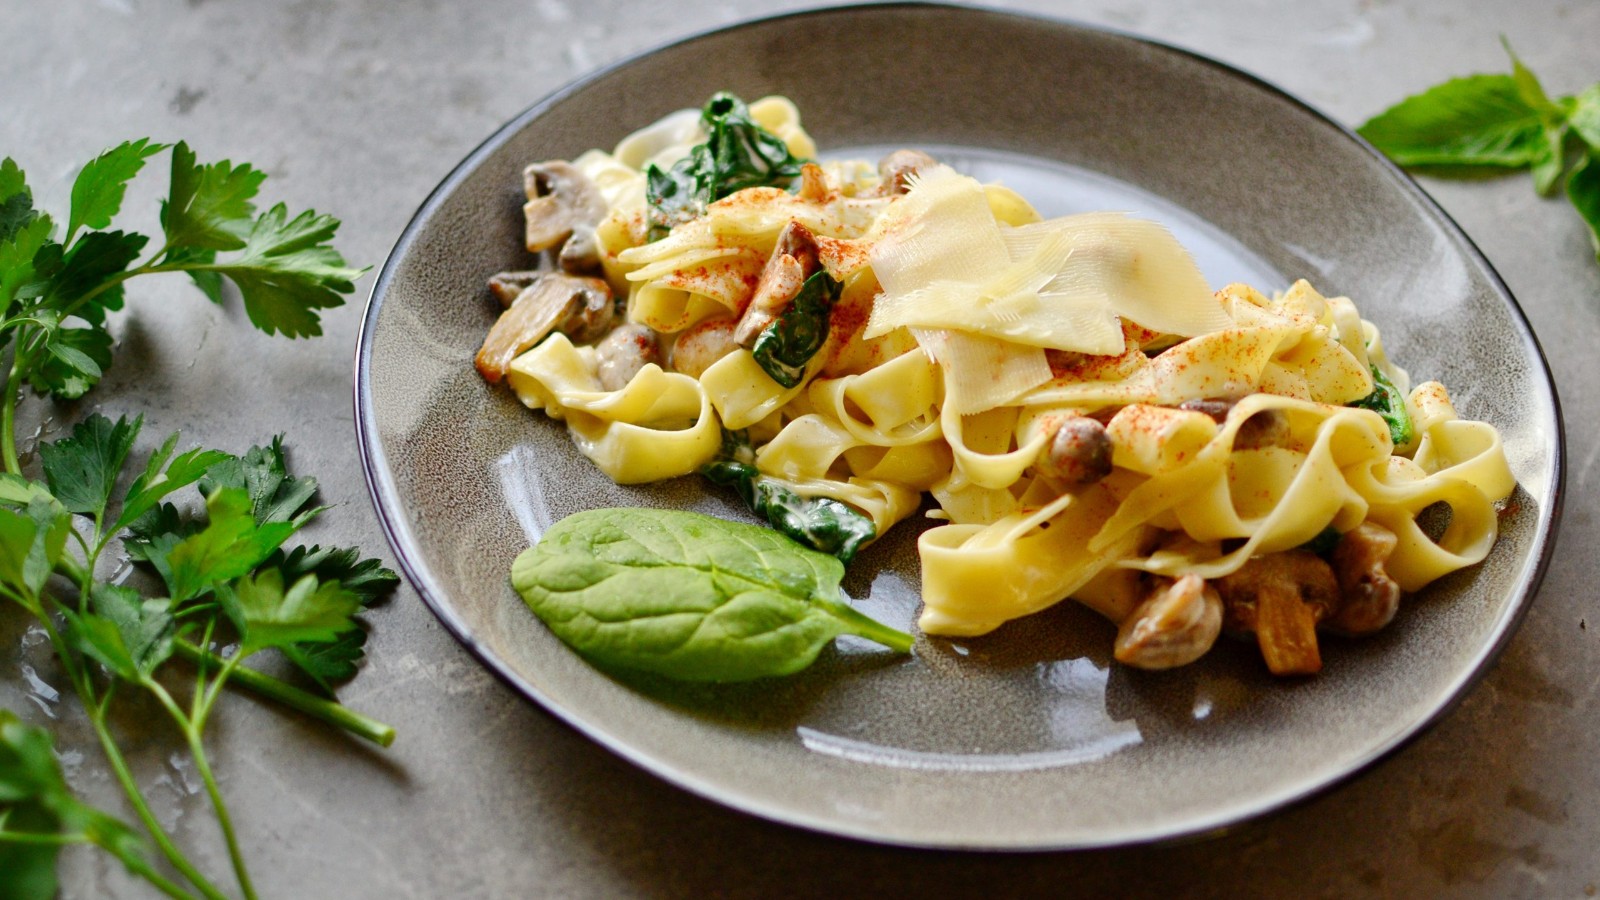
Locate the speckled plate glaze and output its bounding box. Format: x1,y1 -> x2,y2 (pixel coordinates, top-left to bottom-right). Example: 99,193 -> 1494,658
354,4 -> 1563,849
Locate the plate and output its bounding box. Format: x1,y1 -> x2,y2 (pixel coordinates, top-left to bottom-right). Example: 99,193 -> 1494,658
354,4 -> 1564,849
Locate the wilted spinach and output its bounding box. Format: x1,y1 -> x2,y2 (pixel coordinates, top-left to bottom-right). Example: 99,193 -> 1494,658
1350,364 -> 1415,446
750,269 -> 841,388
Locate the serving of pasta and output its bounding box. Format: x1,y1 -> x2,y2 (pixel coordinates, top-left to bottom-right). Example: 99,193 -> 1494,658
474,93 -> 1516,677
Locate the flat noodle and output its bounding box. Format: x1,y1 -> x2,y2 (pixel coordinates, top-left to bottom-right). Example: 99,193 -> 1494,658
487,96 -> 1516,671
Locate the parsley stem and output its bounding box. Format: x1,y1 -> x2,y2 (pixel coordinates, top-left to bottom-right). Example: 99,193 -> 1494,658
1,358 -> 22,476
172,640 -> 397,747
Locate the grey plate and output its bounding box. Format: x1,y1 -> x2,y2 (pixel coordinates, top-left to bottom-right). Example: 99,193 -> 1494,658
354,4 -> 1564,850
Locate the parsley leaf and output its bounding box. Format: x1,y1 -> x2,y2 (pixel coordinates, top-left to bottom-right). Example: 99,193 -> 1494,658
115,433 -> 232,534
280,630 -> 368,694
218,569 -> 362,656
160,141 -> 264,252
65,139 -> 166,243
1566,152 -> 1600,261
0,498 -> 70,600
203,204 -> 363,338
61,586 -> 177,682
0,157 -> 36,245
164,488 -> 300,603
28,325 -> 113,400
38,413 -> 141,519
40,230 -> 146,325
200,435 -> 321,526
267,544 -> 398,691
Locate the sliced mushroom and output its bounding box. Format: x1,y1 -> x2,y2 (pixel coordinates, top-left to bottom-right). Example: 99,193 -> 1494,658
668,315 -> 739,379
733,220 -> 821,347
1114,574 -> 1223,669
1214,551 -> 1340,676
522,161 -> 608,270
877,149 -> 938,196
1177,398 -> 1289,450
594,324 -> 660,392
475,273 -> 613,383
487,270 -> 544,308
796,162 -> 830,203
1037,416 -> 1113,489
1326,523 -> 1403,635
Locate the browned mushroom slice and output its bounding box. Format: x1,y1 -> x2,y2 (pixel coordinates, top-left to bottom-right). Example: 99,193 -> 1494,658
1215,551 -> 1340,676
522,161 -> 608,264
594,324 -> 660,391
668,315 -> 739,379
1114,574 -> 1223,669
487,270 -> 543,308
1037,416 -> 1113,489
733,220 -> 820,347
1326,522 -> 1403,635
1177,398 -> 1289,450
475,273 -> 613,383
877,149 -> 938,195
796,162 -> 829,203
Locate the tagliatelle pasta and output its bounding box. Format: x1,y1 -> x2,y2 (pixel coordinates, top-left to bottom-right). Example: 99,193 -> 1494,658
476,93 -> 1516,676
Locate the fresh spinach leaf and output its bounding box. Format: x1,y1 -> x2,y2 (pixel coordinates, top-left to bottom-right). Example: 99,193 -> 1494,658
512,508 -> 911,682
750,269 -> 840,388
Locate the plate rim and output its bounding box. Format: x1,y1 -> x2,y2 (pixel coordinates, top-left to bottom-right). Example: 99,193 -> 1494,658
352,0 -> 1567,851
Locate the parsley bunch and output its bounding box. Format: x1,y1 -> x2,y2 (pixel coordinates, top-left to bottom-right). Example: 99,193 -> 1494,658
1358,42 -> 1600,262
0,140 -> 396,900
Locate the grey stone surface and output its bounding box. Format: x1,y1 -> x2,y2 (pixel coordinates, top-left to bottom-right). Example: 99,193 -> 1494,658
0,0 -> 1595,897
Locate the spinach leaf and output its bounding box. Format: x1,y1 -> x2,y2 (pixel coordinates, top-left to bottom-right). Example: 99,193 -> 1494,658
512,508 -> 912,682
1350,364 -> 1414,447
645,92 -> 806,240
750,269 -> 840,388
702,429 -> 876,564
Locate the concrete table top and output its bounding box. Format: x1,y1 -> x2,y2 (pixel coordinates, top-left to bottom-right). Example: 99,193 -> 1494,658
2,0 -> 1595,897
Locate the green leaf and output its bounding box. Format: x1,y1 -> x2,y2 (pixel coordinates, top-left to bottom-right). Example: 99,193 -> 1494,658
37,414 -> 141,518
65,139 -> 166,242
62,585 -> 175,681
269,544 -> 398,608
1357,74 -> 1549,168
165,488 -> 300,603
1567,152 -> 1600,261
1350,364 -> 1416,447
1502,39 -> 1561,117
217,568 -> 362,655
701,430 -> 876,564
1570,84 -> 1600,151
512,508 -> 910,682
1530,122 -> 1569,197
24,325 -> 113,400
200,436 -> 320,526
0,709 -> 150,900
205,204 -> 362,338
0,158 -> 35,245
0,498 -> 70,600
0,216 -> 55,312
114,434 -> 231,534
750,270 -> 840,388
280,629 -> 368,693
160,141 -> 263,252
165,244 -> 224,303
41,229 -> 147,324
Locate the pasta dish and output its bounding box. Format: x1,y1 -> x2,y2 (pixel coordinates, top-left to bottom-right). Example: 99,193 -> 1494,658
475,94 -> 1515,676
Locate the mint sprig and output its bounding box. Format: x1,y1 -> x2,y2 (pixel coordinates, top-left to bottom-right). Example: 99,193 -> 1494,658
1358,41 -> 1600,262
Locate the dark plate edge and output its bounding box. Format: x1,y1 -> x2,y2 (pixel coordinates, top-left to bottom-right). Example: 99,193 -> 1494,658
351,0 -> 1568,852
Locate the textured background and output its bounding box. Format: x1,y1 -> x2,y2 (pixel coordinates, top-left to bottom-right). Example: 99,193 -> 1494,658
1,0 -> 1596,897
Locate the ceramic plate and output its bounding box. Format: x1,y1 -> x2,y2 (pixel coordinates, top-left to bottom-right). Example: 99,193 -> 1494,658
354,4 -> 1563,849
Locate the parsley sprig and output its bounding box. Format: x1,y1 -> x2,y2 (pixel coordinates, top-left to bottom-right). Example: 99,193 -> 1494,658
1358,41 -> 1600,262
0,141 -> 395,900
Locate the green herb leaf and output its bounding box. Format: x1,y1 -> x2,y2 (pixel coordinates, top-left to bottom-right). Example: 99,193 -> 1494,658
0,498 -> 70,601
160,141 -> 263,252
702,430 -> 876,564
217,568 -> 362,656
1571,85 -> 1600,150
26,325 -> 113,400
115,433 -> 232,534
1,216 -> 54,312
512,508 -> 910,682
164,488 -> 300,603
1566,151 -> 1600,261
203,204 -> 363,338
61,587 -> 177,683
645,92 -> 806,240
750,270 -> 840,388
1358,74 -> 1550,168
65,139 -> 166,242
269,544 -> 398,608
0,709 -> 150,900
41,229 -> 147,325
1350,364 -> 1415,448
38,413 -> 142,519
280,630 -> 368,694
200,435 -> 321,526
0,158 -> 36,245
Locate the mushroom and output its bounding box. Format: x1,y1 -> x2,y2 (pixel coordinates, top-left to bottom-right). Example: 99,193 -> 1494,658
594,324 -> 660,392
521,161 -> 608,272
876,149 -> 938,196
487,270 -> 543,308
1177,398 -> 1290,450
1325,522 -> 1403,635
796,162 -> 830,203
1114,574 -> 1223,669
1036,416 -> 1113,488
668,315 -> 739,379
475,273 -> 613,382
733,220 -> 821,347
1214,550 -> 1340,676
